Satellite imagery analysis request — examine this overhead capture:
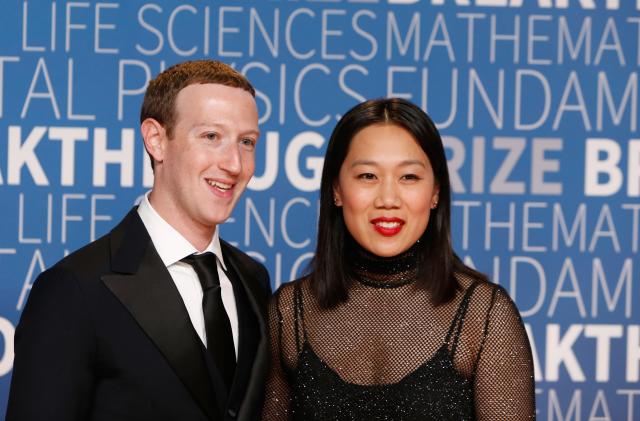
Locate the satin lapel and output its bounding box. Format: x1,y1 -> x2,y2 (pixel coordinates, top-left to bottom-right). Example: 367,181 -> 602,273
221,245 -> 267,334
221,244 -> 269,419
224,267 -> 258,404
100,209 -> 218,420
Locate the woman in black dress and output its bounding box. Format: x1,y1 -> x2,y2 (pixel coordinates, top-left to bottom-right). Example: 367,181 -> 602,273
262,98 -> 535,420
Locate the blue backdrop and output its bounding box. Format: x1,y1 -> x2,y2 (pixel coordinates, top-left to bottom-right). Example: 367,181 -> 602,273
1,1 -> 639,419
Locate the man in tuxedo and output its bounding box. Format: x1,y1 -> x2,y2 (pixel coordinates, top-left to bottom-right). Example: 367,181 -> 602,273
6,60 -> 271,421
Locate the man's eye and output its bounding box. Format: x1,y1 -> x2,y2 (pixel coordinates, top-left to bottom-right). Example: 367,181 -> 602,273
205,132 -> 218,141
240,138 -> 256,149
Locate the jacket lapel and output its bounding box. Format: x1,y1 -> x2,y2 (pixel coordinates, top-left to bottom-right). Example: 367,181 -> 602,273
221,242 -> 269,420
224,267 -> 258,404
100,209 -> 219,420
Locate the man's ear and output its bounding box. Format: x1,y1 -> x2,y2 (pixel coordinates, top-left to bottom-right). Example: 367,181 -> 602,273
141,118 -> 166,166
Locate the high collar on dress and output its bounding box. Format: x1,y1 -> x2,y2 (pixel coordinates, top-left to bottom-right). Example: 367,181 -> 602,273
348,241 -> 420,289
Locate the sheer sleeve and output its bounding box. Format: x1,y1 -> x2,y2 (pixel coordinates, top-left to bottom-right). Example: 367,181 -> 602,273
474,286 -> 536,420
261,285 -> 295,420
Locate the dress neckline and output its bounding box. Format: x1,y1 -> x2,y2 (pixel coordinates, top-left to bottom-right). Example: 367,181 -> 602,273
348,242 -> 420,289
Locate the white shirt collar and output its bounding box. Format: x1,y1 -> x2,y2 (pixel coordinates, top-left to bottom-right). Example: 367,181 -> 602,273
137,192 -> 227,270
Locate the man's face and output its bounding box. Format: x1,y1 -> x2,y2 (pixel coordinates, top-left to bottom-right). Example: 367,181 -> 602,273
152,83 -> 259,235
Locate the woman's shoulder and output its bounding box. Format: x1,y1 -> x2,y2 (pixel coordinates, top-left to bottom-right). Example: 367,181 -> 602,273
267,277 -> 317,336
454,272 -> 520,317
452,274 -> 527,357
271,276 -> 312,308
274,276 -> 310,294
455,271 -> 504,296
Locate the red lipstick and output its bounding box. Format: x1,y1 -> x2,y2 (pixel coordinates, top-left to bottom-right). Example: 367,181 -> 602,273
370,217 -> 405,236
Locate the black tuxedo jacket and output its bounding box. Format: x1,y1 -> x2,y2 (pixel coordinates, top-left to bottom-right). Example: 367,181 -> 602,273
6,208 -> 271,421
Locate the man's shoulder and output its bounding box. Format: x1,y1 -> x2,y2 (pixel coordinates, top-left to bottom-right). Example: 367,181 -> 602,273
220,239 -> 271,294
220,239 -> 264,271
47,230 -> 113,281
48,208 -> 143,281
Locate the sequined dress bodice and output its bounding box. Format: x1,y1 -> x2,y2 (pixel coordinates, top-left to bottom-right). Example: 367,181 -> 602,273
262,245 -> 536,420
287,282 -> 479,421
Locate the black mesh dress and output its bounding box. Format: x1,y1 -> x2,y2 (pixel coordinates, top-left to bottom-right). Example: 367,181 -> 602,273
262,245 -> 535,420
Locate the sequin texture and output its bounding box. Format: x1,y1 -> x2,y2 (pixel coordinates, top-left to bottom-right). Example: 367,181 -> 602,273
262,245 -> 536,420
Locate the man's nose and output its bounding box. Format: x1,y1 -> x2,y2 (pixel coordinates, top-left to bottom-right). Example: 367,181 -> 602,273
218,140 -> 242,175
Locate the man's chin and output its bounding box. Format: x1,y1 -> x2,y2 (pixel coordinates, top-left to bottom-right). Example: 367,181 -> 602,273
204,209 -> 233,227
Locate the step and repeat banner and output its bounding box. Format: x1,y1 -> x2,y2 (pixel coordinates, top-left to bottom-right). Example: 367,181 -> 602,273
0,0 -> 638,419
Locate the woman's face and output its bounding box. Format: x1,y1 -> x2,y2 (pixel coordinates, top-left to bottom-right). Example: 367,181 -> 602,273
334,123 -> 439,257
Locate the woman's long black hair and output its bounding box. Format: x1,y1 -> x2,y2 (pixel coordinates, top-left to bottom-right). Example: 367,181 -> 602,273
308,98 -> 487,308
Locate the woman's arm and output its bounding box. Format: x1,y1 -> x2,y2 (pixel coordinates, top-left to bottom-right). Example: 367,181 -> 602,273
261,290 -> 293,420
474,286 -> 536,420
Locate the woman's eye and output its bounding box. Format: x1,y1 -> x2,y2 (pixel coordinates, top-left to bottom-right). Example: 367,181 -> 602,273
205,132 -> 218,141
402,174 -> 420,181
358,173 -> 376,180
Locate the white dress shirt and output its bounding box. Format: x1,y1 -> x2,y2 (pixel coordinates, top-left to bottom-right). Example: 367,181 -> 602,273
137,193 -> 239,359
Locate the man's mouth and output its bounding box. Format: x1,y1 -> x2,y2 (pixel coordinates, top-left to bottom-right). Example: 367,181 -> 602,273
207,179 -> 233,191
